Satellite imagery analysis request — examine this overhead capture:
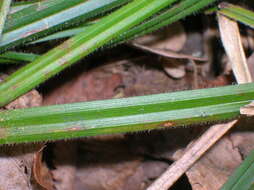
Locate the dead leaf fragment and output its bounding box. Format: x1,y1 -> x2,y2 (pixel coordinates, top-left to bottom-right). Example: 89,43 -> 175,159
163,62 -> 186,79
0,75 -> 44,190
185,137 -> 242,190
0,144 -> 43,190
240,101 -> 254,116
247,52 -> 254,79
52,142 -> 77,190
131,43 -> 207,62
133,22 -> 187,52
5,90 -> 42,109
147,120 -> 238,190
33,146 -> 54,190
218,13 -> 252,83
43,68 -> 123,105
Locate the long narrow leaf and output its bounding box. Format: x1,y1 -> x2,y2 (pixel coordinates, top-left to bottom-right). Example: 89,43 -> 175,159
0,0 -> 219,65
0,0 -> 130,51
0,83 -> 253,144
1,0 -> 218,49
33,0 -> 218,45
0,51 -> 39,63
218,3 -> 254,28
112,0 -> 218,45
32,25 -> 91,44
220,149 -> 254,190
0,0 -> 178,106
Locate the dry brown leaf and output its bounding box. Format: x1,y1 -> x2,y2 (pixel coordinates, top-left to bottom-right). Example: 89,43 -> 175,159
163,62 -> 186,79
130,43 -> 206,79
51,142 -> 77,190
131,43 -> 207,62
75,159 -> 141,190
240,101 -> 254,116
0,73 -> 44,190
0,144 -> 44,190
147,120 -> 238,190
230,131 -> 254,158
74,135 -> 143,190
5,90 -> 42,109
241,29 -> 254,51
43,67 -> 123,105
133,22 -> 186,52
131,26 -> 205,80
247,52 -> 254,79
33,146 -> 54,190
218,13 -> 252,83
185,116 -> 254,190
184,137 -> 242,190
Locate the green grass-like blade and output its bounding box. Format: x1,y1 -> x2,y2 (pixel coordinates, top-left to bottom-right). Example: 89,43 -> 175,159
0,0 -> 217,63
0,83 -> 253,144
10,0 -> 39,14
218,3 -> 254,28
0,51 -> 39,63
0,0 -> 12,37
112,0 -> 218,45
220,149 -> 254,190
0,0 -> 178,106
32,23 -> 93,44
0,0 -> 130,51
0,0 -> 217,64
32,0 -> 218,45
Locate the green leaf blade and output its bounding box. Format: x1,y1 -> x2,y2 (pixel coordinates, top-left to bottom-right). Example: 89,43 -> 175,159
218,3 -> 254,28
0,83 -> 254,144
0,51 -> 39,63
0,0 -> 131,51
221,150 -> 254,190
112,0 -> 218,45
0,0 -> 178,106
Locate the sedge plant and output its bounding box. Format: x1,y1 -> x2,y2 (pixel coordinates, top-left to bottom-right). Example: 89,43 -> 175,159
0,0 -> 252,147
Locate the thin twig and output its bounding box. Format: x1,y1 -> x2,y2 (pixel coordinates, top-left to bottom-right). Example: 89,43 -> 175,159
147,120 -> 238,190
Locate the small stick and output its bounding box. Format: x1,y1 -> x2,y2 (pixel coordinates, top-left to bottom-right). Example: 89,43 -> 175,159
147,120 -> 238,190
